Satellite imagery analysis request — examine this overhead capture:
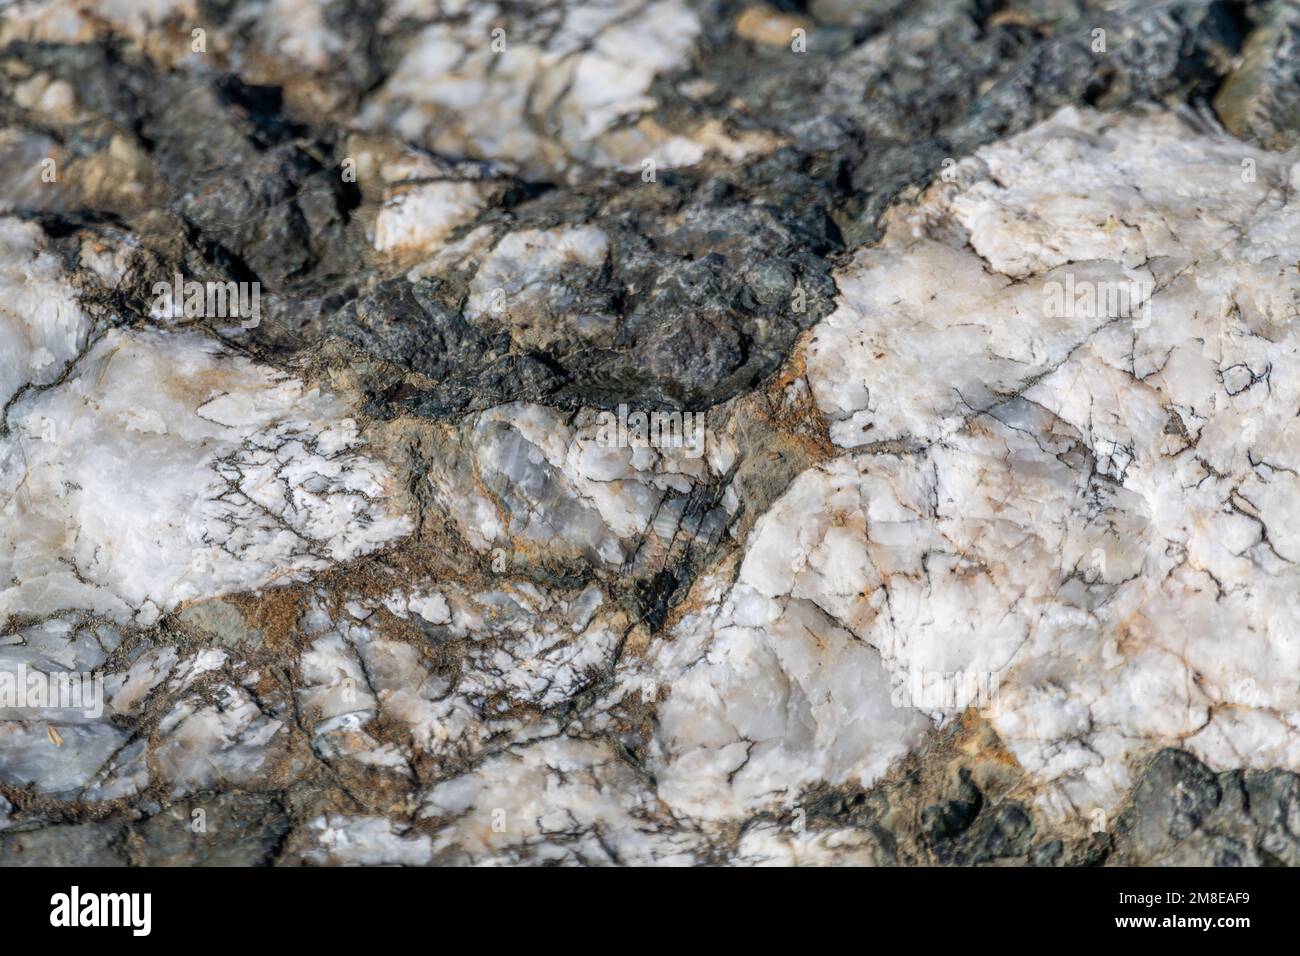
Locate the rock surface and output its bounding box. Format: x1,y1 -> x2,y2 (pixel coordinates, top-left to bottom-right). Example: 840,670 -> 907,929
1,0 -> 1298,866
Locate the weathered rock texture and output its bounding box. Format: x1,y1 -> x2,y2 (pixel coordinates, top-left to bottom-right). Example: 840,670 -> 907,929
0,0 -> 1298,866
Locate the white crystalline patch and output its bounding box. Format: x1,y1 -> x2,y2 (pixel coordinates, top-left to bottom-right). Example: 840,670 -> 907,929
433,401 -> 723,568
734,822 -> 883,866
357,0 -> 700,175
168,649 -> 228,691
300,630 -> 377,721
295,613 -> 434,770
372,181 -> 488,255
460,611 -> 620,710
419,736 -> 692,865
0,218 -> 91,410
282,582 -> 632,778
703,106 -> 1300,821
154,683 -> 290,794
0,327 -> 412,626
807,106 -> 1299,449
464,226 -> 610,331
375,588 -> 454,625
0,722 -> 128,796
305,815 -> 433,866
644,549 -> 930,821
105,647 -> 179,717
252,0 -> 344,69
408,592 -> 451,625
0,0 -> 196,45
